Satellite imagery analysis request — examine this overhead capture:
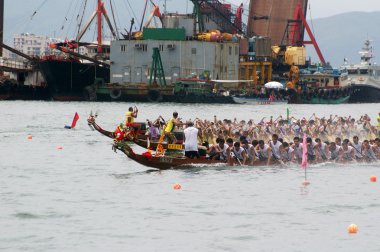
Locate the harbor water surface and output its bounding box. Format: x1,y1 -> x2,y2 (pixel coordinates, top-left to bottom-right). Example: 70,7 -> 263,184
1,101 -> 380,252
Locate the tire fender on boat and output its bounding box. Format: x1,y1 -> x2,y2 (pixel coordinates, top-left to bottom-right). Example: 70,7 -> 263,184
147,89 -> 162,102
83,85 -> 97,101
110,87 -> 122,100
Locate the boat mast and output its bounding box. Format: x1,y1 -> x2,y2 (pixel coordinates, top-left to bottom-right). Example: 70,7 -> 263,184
76,0 -> 117,54
0,0 -> 4,57
97,0 -> 103,53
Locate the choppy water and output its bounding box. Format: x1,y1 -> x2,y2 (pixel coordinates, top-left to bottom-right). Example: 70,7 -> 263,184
1,101 -> 380,252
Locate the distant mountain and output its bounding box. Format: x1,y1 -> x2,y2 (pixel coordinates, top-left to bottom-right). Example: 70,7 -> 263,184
305,11 -> 380,67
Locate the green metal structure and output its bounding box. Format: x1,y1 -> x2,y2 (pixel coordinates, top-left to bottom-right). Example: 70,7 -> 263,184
149,47 -> 166,86
191,0 -> 205,33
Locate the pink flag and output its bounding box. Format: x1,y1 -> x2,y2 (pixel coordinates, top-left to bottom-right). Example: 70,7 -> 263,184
301,133 -> 308,169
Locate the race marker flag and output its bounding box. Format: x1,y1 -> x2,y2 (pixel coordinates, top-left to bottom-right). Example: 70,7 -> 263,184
65,112 -> 80,129
301,133 -> 308,169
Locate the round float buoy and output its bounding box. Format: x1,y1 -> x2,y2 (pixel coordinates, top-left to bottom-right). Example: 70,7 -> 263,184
173,183 -> 182,190
27,135 -> 33,140
370,176 -> 377,182
347,224 -> 358,234
57,146 -> 63,150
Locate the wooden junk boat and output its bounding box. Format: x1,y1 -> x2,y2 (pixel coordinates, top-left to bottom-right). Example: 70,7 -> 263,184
87,115 -> 224,169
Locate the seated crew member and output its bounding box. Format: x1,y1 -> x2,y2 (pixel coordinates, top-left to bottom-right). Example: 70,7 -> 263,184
255,140 -> 271,162
208,138 -> 228,161
125,106 -> 138,126
164,112 -> 181,144
350,136 -> 363,161
281,142 -> 294,163
362,140 -> 378,162
241,139 -> 256,165
328,142 -> 340,161
339,139 -> 355,162
229,142 -> 247,166
184,121 -> 200,159
292,136 -> 303,164
268,134 -> 283,165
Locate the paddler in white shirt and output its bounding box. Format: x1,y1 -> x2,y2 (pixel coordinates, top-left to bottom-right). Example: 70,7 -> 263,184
267,134 -> 283,165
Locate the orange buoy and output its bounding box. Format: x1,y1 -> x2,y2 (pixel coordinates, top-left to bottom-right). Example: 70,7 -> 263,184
302,180 -> 310,186
347,224 -> 358,234
370,176 -> 377,182
27,135 -> 33,140
57,146 -> 63,150
173,183 -> 182,190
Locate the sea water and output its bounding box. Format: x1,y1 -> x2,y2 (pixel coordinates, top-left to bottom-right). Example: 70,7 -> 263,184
0,101 -> 379,251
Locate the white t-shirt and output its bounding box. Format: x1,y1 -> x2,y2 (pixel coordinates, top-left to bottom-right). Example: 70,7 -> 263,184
184,127 -> 199,151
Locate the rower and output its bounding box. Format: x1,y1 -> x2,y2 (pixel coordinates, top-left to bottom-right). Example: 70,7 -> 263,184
292,136 -> 303,163
241,139 -> 255,165
268,134 -> 283,164
339,139 -> 355,162
281,142 -> 294,163
255,140 -> 270,162
125,106 -> 138,126
315,138 -> 328,161
209,138 -> 228,160
230,142 -> 247,166
362,140 -> 378,162
329,142 -> 340,161
350,136 -> 363,160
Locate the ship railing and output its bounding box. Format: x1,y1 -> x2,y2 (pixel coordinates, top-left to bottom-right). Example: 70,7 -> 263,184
0,58 -> 33,70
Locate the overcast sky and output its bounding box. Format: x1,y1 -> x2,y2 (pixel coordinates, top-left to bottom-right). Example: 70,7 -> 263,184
4,0 -> 380,42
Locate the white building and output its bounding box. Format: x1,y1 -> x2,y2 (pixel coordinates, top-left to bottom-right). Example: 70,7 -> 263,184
11,33 -> 61,58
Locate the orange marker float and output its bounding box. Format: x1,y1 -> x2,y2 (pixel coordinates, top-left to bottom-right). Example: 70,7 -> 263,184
27,135 -> 33,140
347,224 -> 358,234
302,180 -> 310,186
370,176 -> 377,182
57,146 -> 63,150
173,183 -> 182,190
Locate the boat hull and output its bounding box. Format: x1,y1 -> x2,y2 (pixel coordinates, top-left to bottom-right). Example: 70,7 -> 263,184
0,83 -> 50,100
349,84 -> 380,103
299,95 -> 350,104
39,59 -> 109,101
95,85 -> 235,103
233,96 -> 288,105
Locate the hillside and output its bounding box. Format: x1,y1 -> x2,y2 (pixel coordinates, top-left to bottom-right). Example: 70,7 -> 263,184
305,11 -> 380,67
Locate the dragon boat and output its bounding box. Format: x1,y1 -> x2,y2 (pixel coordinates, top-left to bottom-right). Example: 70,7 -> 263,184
87,115 -> 278,169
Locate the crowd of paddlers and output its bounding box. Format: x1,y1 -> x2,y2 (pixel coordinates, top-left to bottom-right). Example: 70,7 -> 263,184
123,107 -> 380,165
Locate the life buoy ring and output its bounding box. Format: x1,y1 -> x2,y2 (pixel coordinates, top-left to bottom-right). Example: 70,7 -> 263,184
110,88 -> 122,100
83,85 -> 97,101
147,89 -> 162,102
